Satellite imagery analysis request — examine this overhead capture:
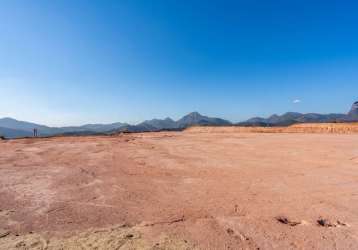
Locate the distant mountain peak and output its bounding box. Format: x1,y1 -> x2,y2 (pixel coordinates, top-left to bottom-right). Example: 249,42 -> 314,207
348,101 -> 358,118
177,112 -> 231,128
184,111 -> 203,118
268,114 -> 279,119
0,117 -> 20,122
283,112 -> 302,116
163,117 -> 175,123
138,116 -> 177,130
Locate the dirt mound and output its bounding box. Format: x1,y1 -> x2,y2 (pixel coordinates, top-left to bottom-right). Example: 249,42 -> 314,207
185,122 -> 358,134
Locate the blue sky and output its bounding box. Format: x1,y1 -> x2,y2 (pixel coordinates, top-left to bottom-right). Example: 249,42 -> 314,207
1,0 -> 358,126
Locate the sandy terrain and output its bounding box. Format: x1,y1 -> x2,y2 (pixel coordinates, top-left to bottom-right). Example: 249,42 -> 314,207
187,122 -> 358,134
1,127 -> 358,249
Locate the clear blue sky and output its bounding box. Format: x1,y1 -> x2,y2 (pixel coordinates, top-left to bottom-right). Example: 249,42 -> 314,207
1,0 -> 358,126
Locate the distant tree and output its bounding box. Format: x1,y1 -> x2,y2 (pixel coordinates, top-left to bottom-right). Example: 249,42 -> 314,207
0,135 -> 5,140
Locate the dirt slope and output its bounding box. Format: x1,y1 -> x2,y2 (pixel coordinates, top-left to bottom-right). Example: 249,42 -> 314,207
186,122 -> 358,134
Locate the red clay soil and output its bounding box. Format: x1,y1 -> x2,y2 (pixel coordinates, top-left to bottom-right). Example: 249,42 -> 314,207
1,131 -> 358,249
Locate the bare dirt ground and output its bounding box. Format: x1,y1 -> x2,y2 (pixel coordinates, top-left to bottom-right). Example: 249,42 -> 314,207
1,128 -> 358,249
187,122 -> 358,134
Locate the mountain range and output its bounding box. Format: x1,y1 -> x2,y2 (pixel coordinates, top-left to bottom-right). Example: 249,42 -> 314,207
0,112 -> 232,138
238,112 -> 349,127
1,101 -> 358,139
238,102 -> 358,127
0,118 -> 129,138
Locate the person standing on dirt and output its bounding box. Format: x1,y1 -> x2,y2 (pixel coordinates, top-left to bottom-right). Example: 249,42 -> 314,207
33,128 -> 38,137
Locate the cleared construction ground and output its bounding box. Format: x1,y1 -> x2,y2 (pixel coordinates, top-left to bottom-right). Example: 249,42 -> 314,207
1,123 -> 358,249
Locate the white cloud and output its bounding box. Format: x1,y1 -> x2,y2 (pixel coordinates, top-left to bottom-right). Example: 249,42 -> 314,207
293,99 -> 301,104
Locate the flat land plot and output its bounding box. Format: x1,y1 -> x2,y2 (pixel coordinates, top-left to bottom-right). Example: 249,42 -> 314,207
1,131 -> 358,249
